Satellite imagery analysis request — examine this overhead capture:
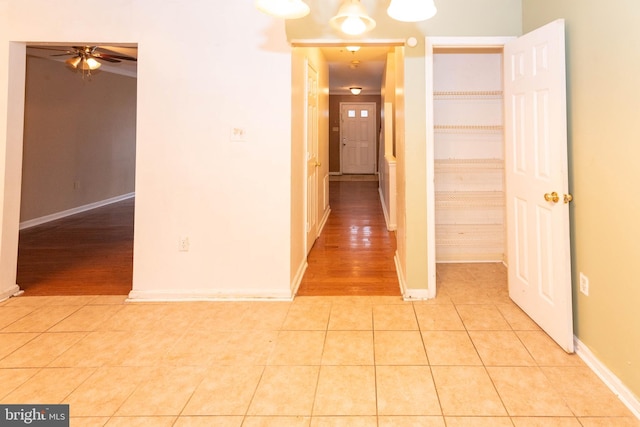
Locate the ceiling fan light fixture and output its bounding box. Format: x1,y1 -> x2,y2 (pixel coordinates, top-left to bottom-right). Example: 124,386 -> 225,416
350,87 -> 362,95
330,0 -> 376,36
255,0 -> 310,19
387,0 -> 437,22
80,57 -> 102,71
65,56 -> 82,69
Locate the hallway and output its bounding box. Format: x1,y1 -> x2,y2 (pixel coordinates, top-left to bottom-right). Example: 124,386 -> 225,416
297,179 -> 400,296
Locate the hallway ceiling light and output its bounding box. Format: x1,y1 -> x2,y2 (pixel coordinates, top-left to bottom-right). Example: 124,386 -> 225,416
350,87 -> 362,95
255,0 -> 310,19
387,0 -> 437,22
346,45 -> 361,52
329,0 -> 376,36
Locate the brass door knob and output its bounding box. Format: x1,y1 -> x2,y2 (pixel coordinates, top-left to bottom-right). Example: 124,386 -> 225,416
544,192 -> 559,203
564,194 -> 573,204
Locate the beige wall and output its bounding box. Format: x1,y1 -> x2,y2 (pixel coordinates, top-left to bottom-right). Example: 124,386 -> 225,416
524,0 -> 640,401
328,94 -> 381,173
0,1 -> 294,300
21,56 -> 136,223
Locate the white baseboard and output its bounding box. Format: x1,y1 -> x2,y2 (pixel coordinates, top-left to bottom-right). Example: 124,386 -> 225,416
378,187 -> 397,231
317,207 -> 331,237
20,192 -> 135,230
394,251 -> 426,300
127,288 -> 294,302
0,285 -> 21,303
290,259 -> 309,298
402,288 -> 430,301
574,337 -> 640,419
395,251 -> 432,301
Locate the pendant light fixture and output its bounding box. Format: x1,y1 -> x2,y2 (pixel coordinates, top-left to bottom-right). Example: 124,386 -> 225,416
255,0 -> 310,19
387,0 -> 437,22
329,0 -> 376,36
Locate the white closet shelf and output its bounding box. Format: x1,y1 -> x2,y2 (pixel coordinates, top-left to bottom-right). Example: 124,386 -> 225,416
434,124 -> 503,133
436,224 -> 504,245
435,158 -> 503,169
435,191 -> 504,208
436,252 -> 505,263
434,90 -> 503,99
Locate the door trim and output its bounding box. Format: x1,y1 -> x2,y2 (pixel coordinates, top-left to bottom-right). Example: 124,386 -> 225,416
305,58 -> 320,255
339,101 -> 377,175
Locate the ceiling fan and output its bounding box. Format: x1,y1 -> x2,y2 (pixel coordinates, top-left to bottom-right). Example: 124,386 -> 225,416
29,45 -> 137,75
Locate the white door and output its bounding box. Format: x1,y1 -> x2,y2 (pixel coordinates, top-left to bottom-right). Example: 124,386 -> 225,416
341,103 -> 376,174
504,19 -> 573,352
306,62 -> 319,254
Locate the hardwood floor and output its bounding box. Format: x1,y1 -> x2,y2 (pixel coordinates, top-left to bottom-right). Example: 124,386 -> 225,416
296,180 -> 401,296
16,180 -> 399,297
16,198 -> 134,296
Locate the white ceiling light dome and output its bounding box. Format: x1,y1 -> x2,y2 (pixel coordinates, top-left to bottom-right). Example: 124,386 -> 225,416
255,0 -> 310,19
387,0 -> 437,22
329,0 -> 376,36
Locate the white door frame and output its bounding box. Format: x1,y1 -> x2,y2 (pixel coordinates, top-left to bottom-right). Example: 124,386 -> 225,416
339,101 -> 377,174
425,36 -> 514,299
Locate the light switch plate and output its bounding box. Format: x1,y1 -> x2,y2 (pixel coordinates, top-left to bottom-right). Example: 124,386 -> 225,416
230,126 -> 247,142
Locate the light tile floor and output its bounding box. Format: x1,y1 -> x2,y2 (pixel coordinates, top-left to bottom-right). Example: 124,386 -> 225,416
0,264 -> 638,426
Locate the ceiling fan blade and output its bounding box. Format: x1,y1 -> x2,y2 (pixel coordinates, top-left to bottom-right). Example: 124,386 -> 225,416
92,55 -> 121,63
50,52 -> 75,57
28,46 -> 74,53
95,45 -> 137,57
93,53 -> 136,62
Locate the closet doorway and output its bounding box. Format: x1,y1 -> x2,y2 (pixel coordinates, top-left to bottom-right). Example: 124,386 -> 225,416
427,21 -> 573,352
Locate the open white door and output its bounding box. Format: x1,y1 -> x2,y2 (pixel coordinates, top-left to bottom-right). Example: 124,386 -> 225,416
504,19 -> 574,352
306,61 -> 319,254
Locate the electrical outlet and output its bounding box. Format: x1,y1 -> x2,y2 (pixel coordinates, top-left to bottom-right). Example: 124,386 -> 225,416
178,236 -> 189,252
579,272 -> 589,296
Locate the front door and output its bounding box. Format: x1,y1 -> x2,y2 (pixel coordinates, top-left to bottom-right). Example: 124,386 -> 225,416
340,102 -> 377,174
504,19 -> 574,352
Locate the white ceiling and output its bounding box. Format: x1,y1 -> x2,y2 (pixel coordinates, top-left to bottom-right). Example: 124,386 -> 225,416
320,45 -> 393,95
